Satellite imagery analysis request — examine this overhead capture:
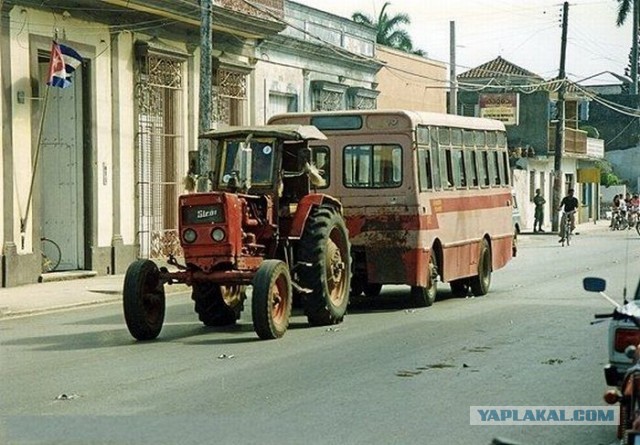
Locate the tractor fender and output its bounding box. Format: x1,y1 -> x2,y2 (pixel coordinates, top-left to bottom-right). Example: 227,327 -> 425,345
289,194 -> 343,238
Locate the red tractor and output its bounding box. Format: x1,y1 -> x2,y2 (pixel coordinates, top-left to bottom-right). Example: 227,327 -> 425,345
123,125 -> 351,340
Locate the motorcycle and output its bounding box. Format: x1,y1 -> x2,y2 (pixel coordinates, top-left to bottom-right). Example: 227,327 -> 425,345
584,277 -> 640,444
611,209 -> 630,231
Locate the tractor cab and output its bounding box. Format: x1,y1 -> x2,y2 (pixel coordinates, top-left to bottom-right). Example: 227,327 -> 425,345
204,125 -> 326,198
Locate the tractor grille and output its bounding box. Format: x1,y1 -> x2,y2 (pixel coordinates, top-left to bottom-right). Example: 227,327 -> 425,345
182,204 -> 225,224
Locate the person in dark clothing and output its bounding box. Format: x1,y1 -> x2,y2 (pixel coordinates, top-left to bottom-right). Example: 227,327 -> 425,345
533,188 -> 546,233
558,188 -> 579,242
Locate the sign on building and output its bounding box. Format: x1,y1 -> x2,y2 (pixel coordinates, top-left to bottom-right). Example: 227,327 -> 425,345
479,93 -> 519,125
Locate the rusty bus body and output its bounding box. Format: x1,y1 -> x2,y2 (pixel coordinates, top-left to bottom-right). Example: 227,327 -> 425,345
269,110 -> 515,307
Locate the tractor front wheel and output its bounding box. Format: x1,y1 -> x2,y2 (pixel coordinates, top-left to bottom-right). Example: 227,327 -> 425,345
123,259 -> 166,341
252,260 -> 292,340
298,206 -> 352,326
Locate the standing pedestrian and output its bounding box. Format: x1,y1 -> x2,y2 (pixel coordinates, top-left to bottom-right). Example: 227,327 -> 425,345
533,188 -> 546,233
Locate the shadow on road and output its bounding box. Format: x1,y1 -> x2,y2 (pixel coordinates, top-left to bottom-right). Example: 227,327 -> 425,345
348,285 -> 474,313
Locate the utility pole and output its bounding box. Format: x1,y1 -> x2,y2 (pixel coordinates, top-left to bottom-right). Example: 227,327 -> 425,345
552,1 -> 569,233
632,0 -> 639,94
449,21 -> 457,115
198,0 -> 213,186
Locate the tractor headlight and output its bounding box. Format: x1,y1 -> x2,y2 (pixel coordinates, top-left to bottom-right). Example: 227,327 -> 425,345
211,228 -> 225,242
183,228 -> 197,243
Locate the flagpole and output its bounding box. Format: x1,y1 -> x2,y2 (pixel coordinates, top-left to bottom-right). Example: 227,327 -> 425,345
20,86 -> 51,249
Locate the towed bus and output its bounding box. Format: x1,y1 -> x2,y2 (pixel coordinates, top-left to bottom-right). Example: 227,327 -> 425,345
268,110 -> 515,307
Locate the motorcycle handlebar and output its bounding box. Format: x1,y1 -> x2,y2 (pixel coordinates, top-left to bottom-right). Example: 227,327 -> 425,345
594,313 -> 614,319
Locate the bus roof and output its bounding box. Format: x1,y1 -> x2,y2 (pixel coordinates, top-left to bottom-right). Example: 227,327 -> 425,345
200,124 -> 327,141
269,109 -> 507,132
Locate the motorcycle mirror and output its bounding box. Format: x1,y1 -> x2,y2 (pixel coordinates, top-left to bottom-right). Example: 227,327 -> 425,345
583,277 -> 606,293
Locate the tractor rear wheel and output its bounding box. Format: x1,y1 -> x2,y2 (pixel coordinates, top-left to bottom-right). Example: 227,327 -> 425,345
298,206 -> 351,326
192,283 -> 245,327
123,259 -> 165,341
252,260 -> 292,340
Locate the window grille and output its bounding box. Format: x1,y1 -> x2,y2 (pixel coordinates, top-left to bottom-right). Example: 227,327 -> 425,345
135,53 -> 184,259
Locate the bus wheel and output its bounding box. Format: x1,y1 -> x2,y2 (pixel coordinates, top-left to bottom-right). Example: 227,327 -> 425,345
364,283 -> 382,297
350,279 -> 365,297
449,279 -> 469,298
409,252 -> 438,307
470,239 -> 492,296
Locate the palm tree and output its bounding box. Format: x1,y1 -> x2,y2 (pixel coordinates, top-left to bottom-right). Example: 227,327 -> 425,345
615,0 -> 633,25
614,0 -> 639,93
351,2 -> 420,54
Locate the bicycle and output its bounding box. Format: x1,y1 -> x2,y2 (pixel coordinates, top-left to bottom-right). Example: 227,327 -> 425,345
559,210 -> 575,247
41,237 -> 61,273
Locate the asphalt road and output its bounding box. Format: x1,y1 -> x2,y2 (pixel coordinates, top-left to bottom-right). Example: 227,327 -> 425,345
1,228 -> 639,445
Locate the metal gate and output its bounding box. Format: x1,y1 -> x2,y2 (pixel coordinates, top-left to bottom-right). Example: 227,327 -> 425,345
135,52 -> 184,259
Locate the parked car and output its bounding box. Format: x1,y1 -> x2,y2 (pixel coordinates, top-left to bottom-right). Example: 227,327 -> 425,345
512,191 -> 522,234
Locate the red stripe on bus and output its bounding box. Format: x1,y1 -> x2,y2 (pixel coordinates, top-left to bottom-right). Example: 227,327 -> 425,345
345,191 -> 511,235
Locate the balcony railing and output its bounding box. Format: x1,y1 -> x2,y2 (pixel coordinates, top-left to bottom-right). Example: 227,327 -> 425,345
547,124 -> 604,158
548,124 -> 587,155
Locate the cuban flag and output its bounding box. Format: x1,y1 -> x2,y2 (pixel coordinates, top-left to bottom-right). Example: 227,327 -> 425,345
47,41 -> 82,88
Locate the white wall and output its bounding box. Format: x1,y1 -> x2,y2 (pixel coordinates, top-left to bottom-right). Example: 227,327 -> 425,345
253,61 -> 303,125
113,32 -> 136,246
0,30 -> 4,249
601,184 -> 627,204
606,146 -> 640,193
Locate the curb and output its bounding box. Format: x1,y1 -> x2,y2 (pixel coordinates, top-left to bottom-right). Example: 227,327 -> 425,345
0,282 -> 191,320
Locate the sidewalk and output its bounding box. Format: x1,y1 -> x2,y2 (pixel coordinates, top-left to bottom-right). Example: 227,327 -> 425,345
0,271 -> 189,319
0,220 -> 613,319
518,218 -> 611,237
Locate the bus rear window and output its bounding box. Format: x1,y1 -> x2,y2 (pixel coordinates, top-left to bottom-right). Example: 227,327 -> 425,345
311,115 -> 363,131
344,144 -> 402,188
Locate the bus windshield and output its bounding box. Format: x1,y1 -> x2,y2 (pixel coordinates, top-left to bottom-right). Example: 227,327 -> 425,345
344,144 -> 402,188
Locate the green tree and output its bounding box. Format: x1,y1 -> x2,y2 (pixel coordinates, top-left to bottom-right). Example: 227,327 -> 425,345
615,0 -> 633,25
616,0 -> 639,86
596,160 -> 621,186
351,2 -> 423,55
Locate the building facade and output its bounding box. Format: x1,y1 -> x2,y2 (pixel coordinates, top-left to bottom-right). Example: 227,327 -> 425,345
375,46 -> 447,113
0,0 -> 287,287
0,0 -> 392,287
457,57 -> 604,231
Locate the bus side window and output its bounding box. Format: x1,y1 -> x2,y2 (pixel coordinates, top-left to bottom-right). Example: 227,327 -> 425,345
452,149 -> 466,188
444,149 -> 454,188
465,150 -> 478,187
431,146 -> 442,189
479,150 -> 490,186
418,147 -> 432,191
487,150 -> 497,186
494,150 -> 507,185
502,151 -> 510,185
430,127 -> 443,189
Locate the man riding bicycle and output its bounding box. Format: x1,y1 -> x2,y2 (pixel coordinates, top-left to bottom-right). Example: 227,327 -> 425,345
558,188 -> 579,243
